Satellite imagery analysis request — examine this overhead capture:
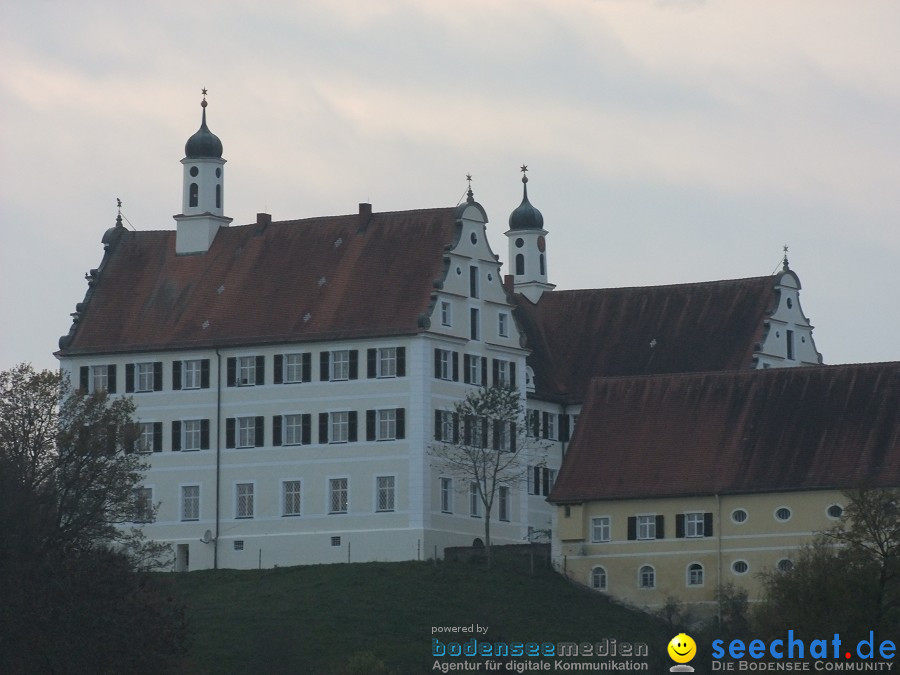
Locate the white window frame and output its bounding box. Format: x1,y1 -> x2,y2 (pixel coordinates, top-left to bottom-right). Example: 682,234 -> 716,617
498,486 -> 510,522
376,409 -> 397,441
441,301 -> 452,327
545,411 -> 557,440
135,362 -> 154,392
283,353 -> 304,383
235,482 -> 254,519
438,411 -> 455,443
237,356 -> 256,387
182,359 -> 202,389
136,422 -> 154,453
685,512 -> 705,538
377,347 -> 397,378
496,360 -> 510,387
687,562 -> 704,587
283,414 -> 304,446
329,477 -> 348,514
469,482 -> 481,517
467,355 -> 483,385
470,307 -> 480,341
133,486 -> 153,523
440,477 -> 453,513
637,515 -> 656,540
591,566 -> 607,591
376,475 -> 395,512
591,516 -> 611,543
330,411 -> 349,444
90,365 -> 109,393
331,350 -> 350,381
437,349 -> 452,380
183,419 -> 203,452
237,417 -> 255,449
282,480 -> 302,516
638,565 -> 655,589
498,312 -> 509,338
181,485 -> 200,522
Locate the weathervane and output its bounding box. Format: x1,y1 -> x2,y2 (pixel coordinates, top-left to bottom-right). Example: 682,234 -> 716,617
115,197 -> 123,227
782,244 -> 790,270
201,87 -> 208,108
466,173 -> 474,203
520,164 -> 529,184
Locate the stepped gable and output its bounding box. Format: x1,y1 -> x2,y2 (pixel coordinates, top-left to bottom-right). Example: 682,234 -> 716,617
550,362 -> 900,503
514,276 -> 775,402
59,207 -> 458,355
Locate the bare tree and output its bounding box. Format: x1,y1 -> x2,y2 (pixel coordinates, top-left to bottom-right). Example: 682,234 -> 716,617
430,385 -> 546,567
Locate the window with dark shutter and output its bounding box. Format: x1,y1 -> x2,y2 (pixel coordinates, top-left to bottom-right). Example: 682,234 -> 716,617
452,352 -> 459,381
463,355 -> 471,384
349,351 -> 358,380
559,414 -> 570,442
274,355 -> 283,384
676,514 -> 685,539
254,416 -> 264,447
173,361 -> 182,390
301,414 -> 311,445
320,353 -> 330,381
125,363 -> 135,393
627,516 -> 637,541
200,419 -> 210,450
656,515 -> 665,539
397,347 -> 406,377
153,422 -> 163,452
201,359 -> 210,388
542,412 -> 550,439
172,421 -> 182,452
348,411 -> 358,442
396,408 -> 405,439
367,349 -> 377,378
80,366 -> 89,391
226,358 -> 236,387
225,418 -> 235,448
318,413 -> 328,444
366,410 -> 376,441
255,356 -> 265,385
153,362 -> 163,391
107,365 -> 117,393
273,416 -> 283,446
510,362 -> 517,389
509,422 -> 517,452
704,512 -> 714,537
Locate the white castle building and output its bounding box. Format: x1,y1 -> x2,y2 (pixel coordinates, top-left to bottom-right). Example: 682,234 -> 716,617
57,97 -> 821,571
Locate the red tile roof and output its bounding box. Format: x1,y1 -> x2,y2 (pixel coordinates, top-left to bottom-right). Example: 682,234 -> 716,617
59,208 -> 459,355
550,363 -> 900,503
514,277 -> 775,402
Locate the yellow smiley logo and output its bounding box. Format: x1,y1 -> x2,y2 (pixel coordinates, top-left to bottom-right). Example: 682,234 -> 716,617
667,633 -> 697,664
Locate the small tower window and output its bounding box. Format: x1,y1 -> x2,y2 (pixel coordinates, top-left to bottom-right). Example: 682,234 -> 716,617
539,254 -> 545,276
216,184 -> 221,209
515,254 -> 525,276
215,167 -> 221,178
189,166 -> 199,177
189,183 -> 199,208
786,330 -> 795,360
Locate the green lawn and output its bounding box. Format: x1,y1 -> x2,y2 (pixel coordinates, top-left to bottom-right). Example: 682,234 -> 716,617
166,552 -> 668,673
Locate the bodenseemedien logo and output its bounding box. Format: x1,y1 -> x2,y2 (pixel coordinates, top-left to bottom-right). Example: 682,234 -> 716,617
667,633 -> 696,672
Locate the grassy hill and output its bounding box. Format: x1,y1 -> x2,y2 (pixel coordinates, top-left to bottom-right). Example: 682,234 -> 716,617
166,552 -> 669,674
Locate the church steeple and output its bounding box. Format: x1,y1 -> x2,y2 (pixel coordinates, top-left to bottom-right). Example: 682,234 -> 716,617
506,166 -> 554,302
174,90 -> 232,254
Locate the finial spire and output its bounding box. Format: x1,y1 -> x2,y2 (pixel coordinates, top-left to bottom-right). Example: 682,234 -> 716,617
201,87 -> 208,108
116,197 -> 123,227
782,244 -> 790,271
466,173 -> 474,203
520,164 -> 529,184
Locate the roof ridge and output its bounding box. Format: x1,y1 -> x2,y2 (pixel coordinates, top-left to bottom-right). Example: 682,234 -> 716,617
547,275 -> 774,295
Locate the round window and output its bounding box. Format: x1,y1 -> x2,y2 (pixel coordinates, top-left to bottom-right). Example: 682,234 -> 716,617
537,235 -> 546,252
731,508 -> 748,524
786,297 -> 793,309
827,504 -> 843,519
515,238 -> 525,249
732,560 -> 749,575
470,232 -> 477,244
189,166 -> 199,177
456,267 -> 462,275
487,273 -> 493,282
777,559 -> 794,572
775,507 -> 792,522
215,168 -> 221,178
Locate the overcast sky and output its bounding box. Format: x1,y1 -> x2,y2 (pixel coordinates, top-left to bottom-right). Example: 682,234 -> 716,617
2,1 -> 898,374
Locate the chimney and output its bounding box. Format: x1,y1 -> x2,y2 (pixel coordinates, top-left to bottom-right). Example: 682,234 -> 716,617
504,274 -> 515,295
255,212 -> 272,234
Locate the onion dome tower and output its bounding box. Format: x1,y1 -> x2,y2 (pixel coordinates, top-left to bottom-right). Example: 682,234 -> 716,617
505,166 -> 555,302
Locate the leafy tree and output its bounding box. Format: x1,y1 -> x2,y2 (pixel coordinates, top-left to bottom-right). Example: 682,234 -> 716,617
0,364 -> 186,673
430,385 -> 546,567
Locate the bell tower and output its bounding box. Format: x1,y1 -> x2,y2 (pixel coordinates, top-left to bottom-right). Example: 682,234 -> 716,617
505,166 -> 555,303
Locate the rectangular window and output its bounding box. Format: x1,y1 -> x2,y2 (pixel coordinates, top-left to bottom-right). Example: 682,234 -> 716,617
685,512 -> 705,538
282,480 -> 301,516
237,417 -> 256,448
136,362 -> 155,392
786,329 -> 795,360
527,466 -> 556,497
183,419 -> 202,451
283,414 -> 304,445
436,410 -> 456,442
591,516 -> 611,543
330,411 -> 349,443
181,485 -> 200,521
545,413 -> 557,440
331,350 -> 349,381
376,476 -> 395,512
329,478 -> 348,514
182,359 -> 202,389
133,487 -> 153,523
470,307 -> 480,341
637,515 -> 656,540
465,355 -> 484,385
238,356 -> 256,386
498,486 -> 510,522
469,266 -> 479,298
441,301 -> 452,327
526,410 -> 539,438
377,347 -> 397,378
376,409 -> 397,441
137,422 -> 155,453
440,477 -> 453,513
284,353 -> 304,383
91,365 -> 109,393
469,482 -> 481,517
235,483 -> 254,518
498,313 -> 509,338
495,360 -> 510,387
436,349 -> 452,380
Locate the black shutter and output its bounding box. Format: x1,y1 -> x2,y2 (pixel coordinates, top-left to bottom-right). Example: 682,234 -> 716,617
704,512 -> 714,537
452,352 -> 459,381
464,415 -> 473,445
320,353 -> 330,381
172,421 -> 182,452
319,413 -> 329,444
480,416 -> 488,449
656,515 -> 665,539
273,416 -> 282,446
107,365 -> 117,393
254,416 -> 264,447
302,353 -> 311,382
396,408 -> 405,439
227,358 -> 236,387
226,418 -> 235,449
367,349 -> 377,378
301,414 -> 311,445
434,349 -> 441,379
105,424 -> 117,454
481,357 -> 488,386
559,414 -> 570,442
434,410 -> 442,441
348,411 -> 358,442
492,359 -> 500,386
201,359 -> 210,388
153,422 -> 162,452
492,419 -> 500,450
153,362 -> 163,391
173,361 -> 182,390
542,412 -> 550,439
255,356 -> 265,385
366,410 -> 376,441
397,347 -> 406,376
200,419 -> 210,450
452,413 -> 459,443
627,517 -> 637,541
676,514 -> 685,539
509,422 -> 517,452
349,351 -> 358,380
274,355 -> 283,384
463,355 -> 471,384
510,362 -> 517,389
80,366 -> 89,391
125,363 -> 135,393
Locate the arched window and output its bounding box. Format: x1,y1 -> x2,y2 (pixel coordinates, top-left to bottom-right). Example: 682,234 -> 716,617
515,254 -> 525,276
687,563 -> 704,586
216,184 -> 221,209
591,566 -> 607,591
639,565 -> 655,588
189,183 -> 198,208
539,254 -> 545,276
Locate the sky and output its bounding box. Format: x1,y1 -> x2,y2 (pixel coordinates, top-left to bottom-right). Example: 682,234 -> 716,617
1,0 -> 898,374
